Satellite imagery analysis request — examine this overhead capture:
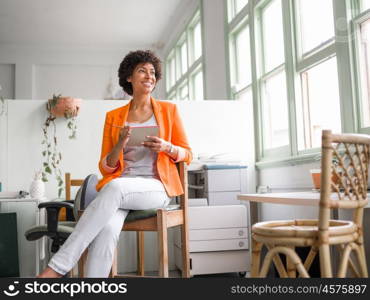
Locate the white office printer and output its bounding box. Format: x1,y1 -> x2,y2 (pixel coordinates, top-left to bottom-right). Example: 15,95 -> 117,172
174,161 -> 250,276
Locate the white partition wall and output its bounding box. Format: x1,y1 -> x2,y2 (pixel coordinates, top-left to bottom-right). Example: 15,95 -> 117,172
0,99 -> 255,275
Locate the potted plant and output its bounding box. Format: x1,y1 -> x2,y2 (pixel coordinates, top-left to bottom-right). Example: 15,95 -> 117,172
41,94 -> 82,197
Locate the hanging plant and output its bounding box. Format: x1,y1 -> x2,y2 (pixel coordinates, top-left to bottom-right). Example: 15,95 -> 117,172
42,94 -> 82,197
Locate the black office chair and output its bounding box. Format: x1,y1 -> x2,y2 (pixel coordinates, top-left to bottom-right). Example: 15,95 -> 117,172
24,174 -> 98,265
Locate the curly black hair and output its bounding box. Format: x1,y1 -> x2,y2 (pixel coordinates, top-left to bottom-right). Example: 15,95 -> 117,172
118,50 -> 162,96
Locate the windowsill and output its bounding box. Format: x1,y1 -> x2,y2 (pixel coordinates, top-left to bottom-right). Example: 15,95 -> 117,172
255,152 -> 320,169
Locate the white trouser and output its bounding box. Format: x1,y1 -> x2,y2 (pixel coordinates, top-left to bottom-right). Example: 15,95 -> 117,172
48,176 -> 171,277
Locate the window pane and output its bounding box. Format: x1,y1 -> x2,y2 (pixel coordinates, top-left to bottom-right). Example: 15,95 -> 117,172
193,22 -> 202,61
262,71 -> 289,149
235,87 -> 252,101
168,92 -> 176,100
235,25 -> 251,87
166,56 -> 176,91
193,71 -> 204,100
179,83 -> 189,100
262,0 -> 285,72
180,42 -> 188,74
362,0 -> 370,12
297,57 -> 341,150
235,0 -> 248,14
359,19 -> 370,127
298,0 -> 334,54
170,57 -> 176,87
228,0 -> 248,21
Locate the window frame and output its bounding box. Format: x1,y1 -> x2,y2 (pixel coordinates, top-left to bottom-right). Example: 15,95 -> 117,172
350,8 -> 370,134
253,0 -> 357,168
165,9 -> 205,101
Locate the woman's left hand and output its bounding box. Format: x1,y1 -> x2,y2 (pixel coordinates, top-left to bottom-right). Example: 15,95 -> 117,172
142,136 -> 170,153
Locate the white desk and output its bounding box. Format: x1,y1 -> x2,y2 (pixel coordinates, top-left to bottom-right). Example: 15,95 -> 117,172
0,197 -> 47,276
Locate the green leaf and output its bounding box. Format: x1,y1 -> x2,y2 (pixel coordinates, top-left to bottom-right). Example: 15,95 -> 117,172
42,151 -> 46,156
58,188 -> 62,198
43,162 -> 48,166
45,166 -> 52,174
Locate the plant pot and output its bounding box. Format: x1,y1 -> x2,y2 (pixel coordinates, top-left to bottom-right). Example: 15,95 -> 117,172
310,169 -> 321,190
310,169 -> 341,190
47,97 -> 82,118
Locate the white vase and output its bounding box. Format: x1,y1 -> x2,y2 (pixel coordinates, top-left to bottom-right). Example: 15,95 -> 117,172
29,173 -> 45,198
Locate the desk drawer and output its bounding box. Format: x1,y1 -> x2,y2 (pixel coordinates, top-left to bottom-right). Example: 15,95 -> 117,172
189,238 -> 248,252
205,169 -> 241,192
174,227 -> 248,246
206,191 -> 241,206
189,205 -> 248,229
190,228 -> 248,241
174,247 -> 250,275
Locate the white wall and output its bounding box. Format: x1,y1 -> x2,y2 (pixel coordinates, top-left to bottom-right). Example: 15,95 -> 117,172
0,45 -> 153,100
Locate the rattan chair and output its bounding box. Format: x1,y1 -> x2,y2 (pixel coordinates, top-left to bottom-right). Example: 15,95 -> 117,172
251,130 -> 370,278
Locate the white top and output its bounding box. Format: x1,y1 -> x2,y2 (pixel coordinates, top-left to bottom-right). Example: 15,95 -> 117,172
120,114 -> 159,178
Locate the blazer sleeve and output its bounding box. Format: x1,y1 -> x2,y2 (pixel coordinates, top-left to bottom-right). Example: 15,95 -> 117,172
170,104 -> 193,165
98,113 -> 121,176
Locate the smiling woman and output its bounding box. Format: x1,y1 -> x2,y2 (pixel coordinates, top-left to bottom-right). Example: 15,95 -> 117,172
37,49 -> 193,278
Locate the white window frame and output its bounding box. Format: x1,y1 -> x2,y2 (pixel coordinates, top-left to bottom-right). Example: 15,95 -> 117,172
165,10 -> 204,101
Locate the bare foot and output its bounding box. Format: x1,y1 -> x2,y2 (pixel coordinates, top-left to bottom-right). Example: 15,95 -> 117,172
37,267 -> 64,278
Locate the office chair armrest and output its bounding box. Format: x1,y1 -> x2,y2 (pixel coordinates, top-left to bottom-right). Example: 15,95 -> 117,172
38,201 -> 75,234
38,201 -> 74,210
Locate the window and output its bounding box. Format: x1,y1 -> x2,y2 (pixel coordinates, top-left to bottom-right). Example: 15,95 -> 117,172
192,22 -> 202,62
358,18 -> 370,127
294,0 -> 340,151
362,0 -> 370,12
179,40 -> 188,76
166,52 -> 176,92
258,0 -> 289,152
297,0 -> 335,55
262,71 -> 289,149
165,10 -> 204,100
353,8 -> 370,131
227,0 -> 248,22
192,70 -> 203,100
262,0 -> 285,72
179,81 -> 189,100
223,0 -> 365,165
227,0 -> 252,100
297,57 -> 341,149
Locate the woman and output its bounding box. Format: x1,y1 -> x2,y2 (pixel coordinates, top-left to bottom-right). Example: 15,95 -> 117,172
37,50 -> 192,278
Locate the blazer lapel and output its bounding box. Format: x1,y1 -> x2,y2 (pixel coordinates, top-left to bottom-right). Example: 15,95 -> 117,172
151,97 -> 164,139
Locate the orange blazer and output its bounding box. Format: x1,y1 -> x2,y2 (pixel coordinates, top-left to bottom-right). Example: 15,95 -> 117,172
96,97 -> 193,197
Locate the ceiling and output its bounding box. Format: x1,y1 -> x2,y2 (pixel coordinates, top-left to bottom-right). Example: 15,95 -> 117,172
0,0 -> 185,48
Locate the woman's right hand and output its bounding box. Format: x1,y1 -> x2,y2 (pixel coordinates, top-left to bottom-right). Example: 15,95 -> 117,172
118,126 -> 131,148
